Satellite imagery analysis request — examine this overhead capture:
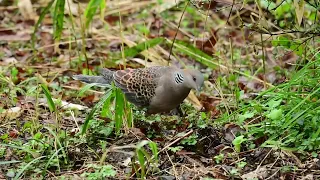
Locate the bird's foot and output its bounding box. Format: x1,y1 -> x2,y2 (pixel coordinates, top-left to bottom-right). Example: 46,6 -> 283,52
169,105 -> 185,117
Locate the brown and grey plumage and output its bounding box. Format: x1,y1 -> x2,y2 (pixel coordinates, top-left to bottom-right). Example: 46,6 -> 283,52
73,66 -> 204,114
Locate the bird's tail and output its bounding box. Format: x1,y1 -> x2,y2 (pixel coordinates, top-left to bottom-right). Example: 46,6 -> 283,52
73,68 -> 115,87
72,75 -> 112,87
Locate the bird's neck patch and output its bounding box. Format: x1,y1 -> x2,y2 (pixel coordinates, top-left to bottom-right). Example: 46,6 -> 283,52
174,72 -> 184,84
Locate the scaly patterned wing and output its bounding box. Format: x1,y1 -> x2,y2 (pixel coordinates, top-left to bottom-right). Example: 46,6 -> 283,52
113,66 -> 166,107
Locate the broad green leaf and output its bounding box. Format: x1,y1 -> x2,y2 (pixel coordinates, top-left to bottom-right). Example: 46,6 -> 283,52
267,99 -> 282,109
100,0 -> 106,19
238,111 -> 255,123
259,0 -> 276,10
267,109 -> 283,120
232,135 -> 247,152
271,36 -> 304,56
101,95 -> 113,118
136,140 -> 150,149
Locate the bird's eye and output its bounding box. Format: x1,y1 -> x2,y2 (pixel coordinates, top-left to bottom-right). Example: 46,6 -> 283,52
193,76 -> 196,81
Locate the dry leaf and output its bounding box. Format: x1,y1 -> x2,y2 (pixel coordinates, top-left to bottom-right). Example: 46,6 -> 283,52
0,107 -> 22,120
294,0 -> 305,26
38,98 -> 88,110
153,0 -> 183,13
17,0 -> 37,21
241,165 -> 269,179
2,57 -> 18,65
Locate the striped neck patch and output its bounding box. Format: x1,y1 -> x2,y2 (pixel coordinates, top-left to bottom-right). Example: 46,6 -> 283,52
174,72 -> 184,84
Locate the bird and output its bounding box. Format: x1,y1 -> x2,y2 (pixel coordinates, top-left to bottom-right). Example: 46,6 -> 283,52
73,66 -> 204,114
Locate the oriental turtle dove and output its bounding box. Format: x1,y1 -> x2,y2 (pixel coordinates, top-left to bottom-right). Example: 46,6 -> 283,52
73,66 -> 204,114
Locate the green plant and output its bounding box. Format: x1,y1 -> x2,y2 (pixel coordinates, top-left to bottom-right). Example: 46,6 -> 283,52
168,146 -> 184,153
229,168 -> 239,177
236,161 -> 247,169
81,164 -> 116,179
214,153 -> 224,164
180,133 -> 198,146
232,135 -> 247,152
132,140 -> 159,179
80,84 -> 132,136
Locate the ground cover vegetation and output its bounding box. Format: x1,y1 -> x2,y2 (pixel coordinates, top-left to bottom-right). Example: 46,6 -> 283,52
0,0 -> 320,179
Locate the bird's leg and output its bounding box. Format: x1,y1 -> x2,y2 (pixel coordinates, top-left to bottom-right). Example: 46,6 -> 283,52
169,104 -> 184,117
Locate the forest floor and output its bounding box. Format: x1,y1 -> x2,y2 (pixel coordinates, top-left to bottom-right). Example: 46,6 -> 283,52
0,0 -> 320,179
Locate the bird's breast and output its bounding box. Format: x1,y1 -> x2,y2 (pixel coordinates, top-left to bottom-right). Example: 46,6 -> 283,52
148,84 -> 191,113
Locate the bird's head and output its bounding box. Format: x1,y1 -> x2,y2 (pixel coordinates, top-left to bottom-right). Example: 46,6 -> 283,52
182,69 -> 204,93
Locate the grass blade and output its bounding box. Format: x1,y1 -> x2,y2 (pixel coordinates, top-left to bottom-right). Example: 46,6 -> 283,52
136,149 -> 145,179
0,160 -> 21,165
53,0 -> 66,41
148,141 -> 158,163
101,94 -> 113,118
0,144 -> 39,157
124,37 -> 164,58
84,0 -> 103,27
40,84 -> 56,112
14,156 -> 46,180
42,147 -> 64,177
78,83 -> 111,97
114,87 -> 125,135
44,127 -> 67,164
81,88 -> 113,134
32,0 -> 55,50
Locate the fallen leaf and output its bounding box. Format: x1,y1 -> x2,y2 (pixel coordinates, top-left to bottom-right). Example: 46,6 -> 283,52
9,129 -> 19,138
0,107 -> 22,120
17,0 -> 37,21
39,31 -> 54,56
241,165 -> 269,179
0,31 -> 31,41
164,29 -> 185,40
223,123 -> 244,143
153,0 -> 183,13
38,98 -> 88,110
195,29 -> 218,55
2,57 -> 18,65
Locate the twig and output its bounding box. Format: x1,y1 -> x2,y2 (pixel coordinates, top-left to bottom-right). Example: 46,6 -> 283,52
168,0 -> 190,62
255,148 -> 273,174
165,150 -> 179,180
159,129 -> 194,154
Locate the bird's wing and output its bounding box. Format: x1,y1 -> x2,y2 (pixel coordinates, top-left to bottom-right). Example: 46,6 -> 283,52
113,66 -> 166,107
